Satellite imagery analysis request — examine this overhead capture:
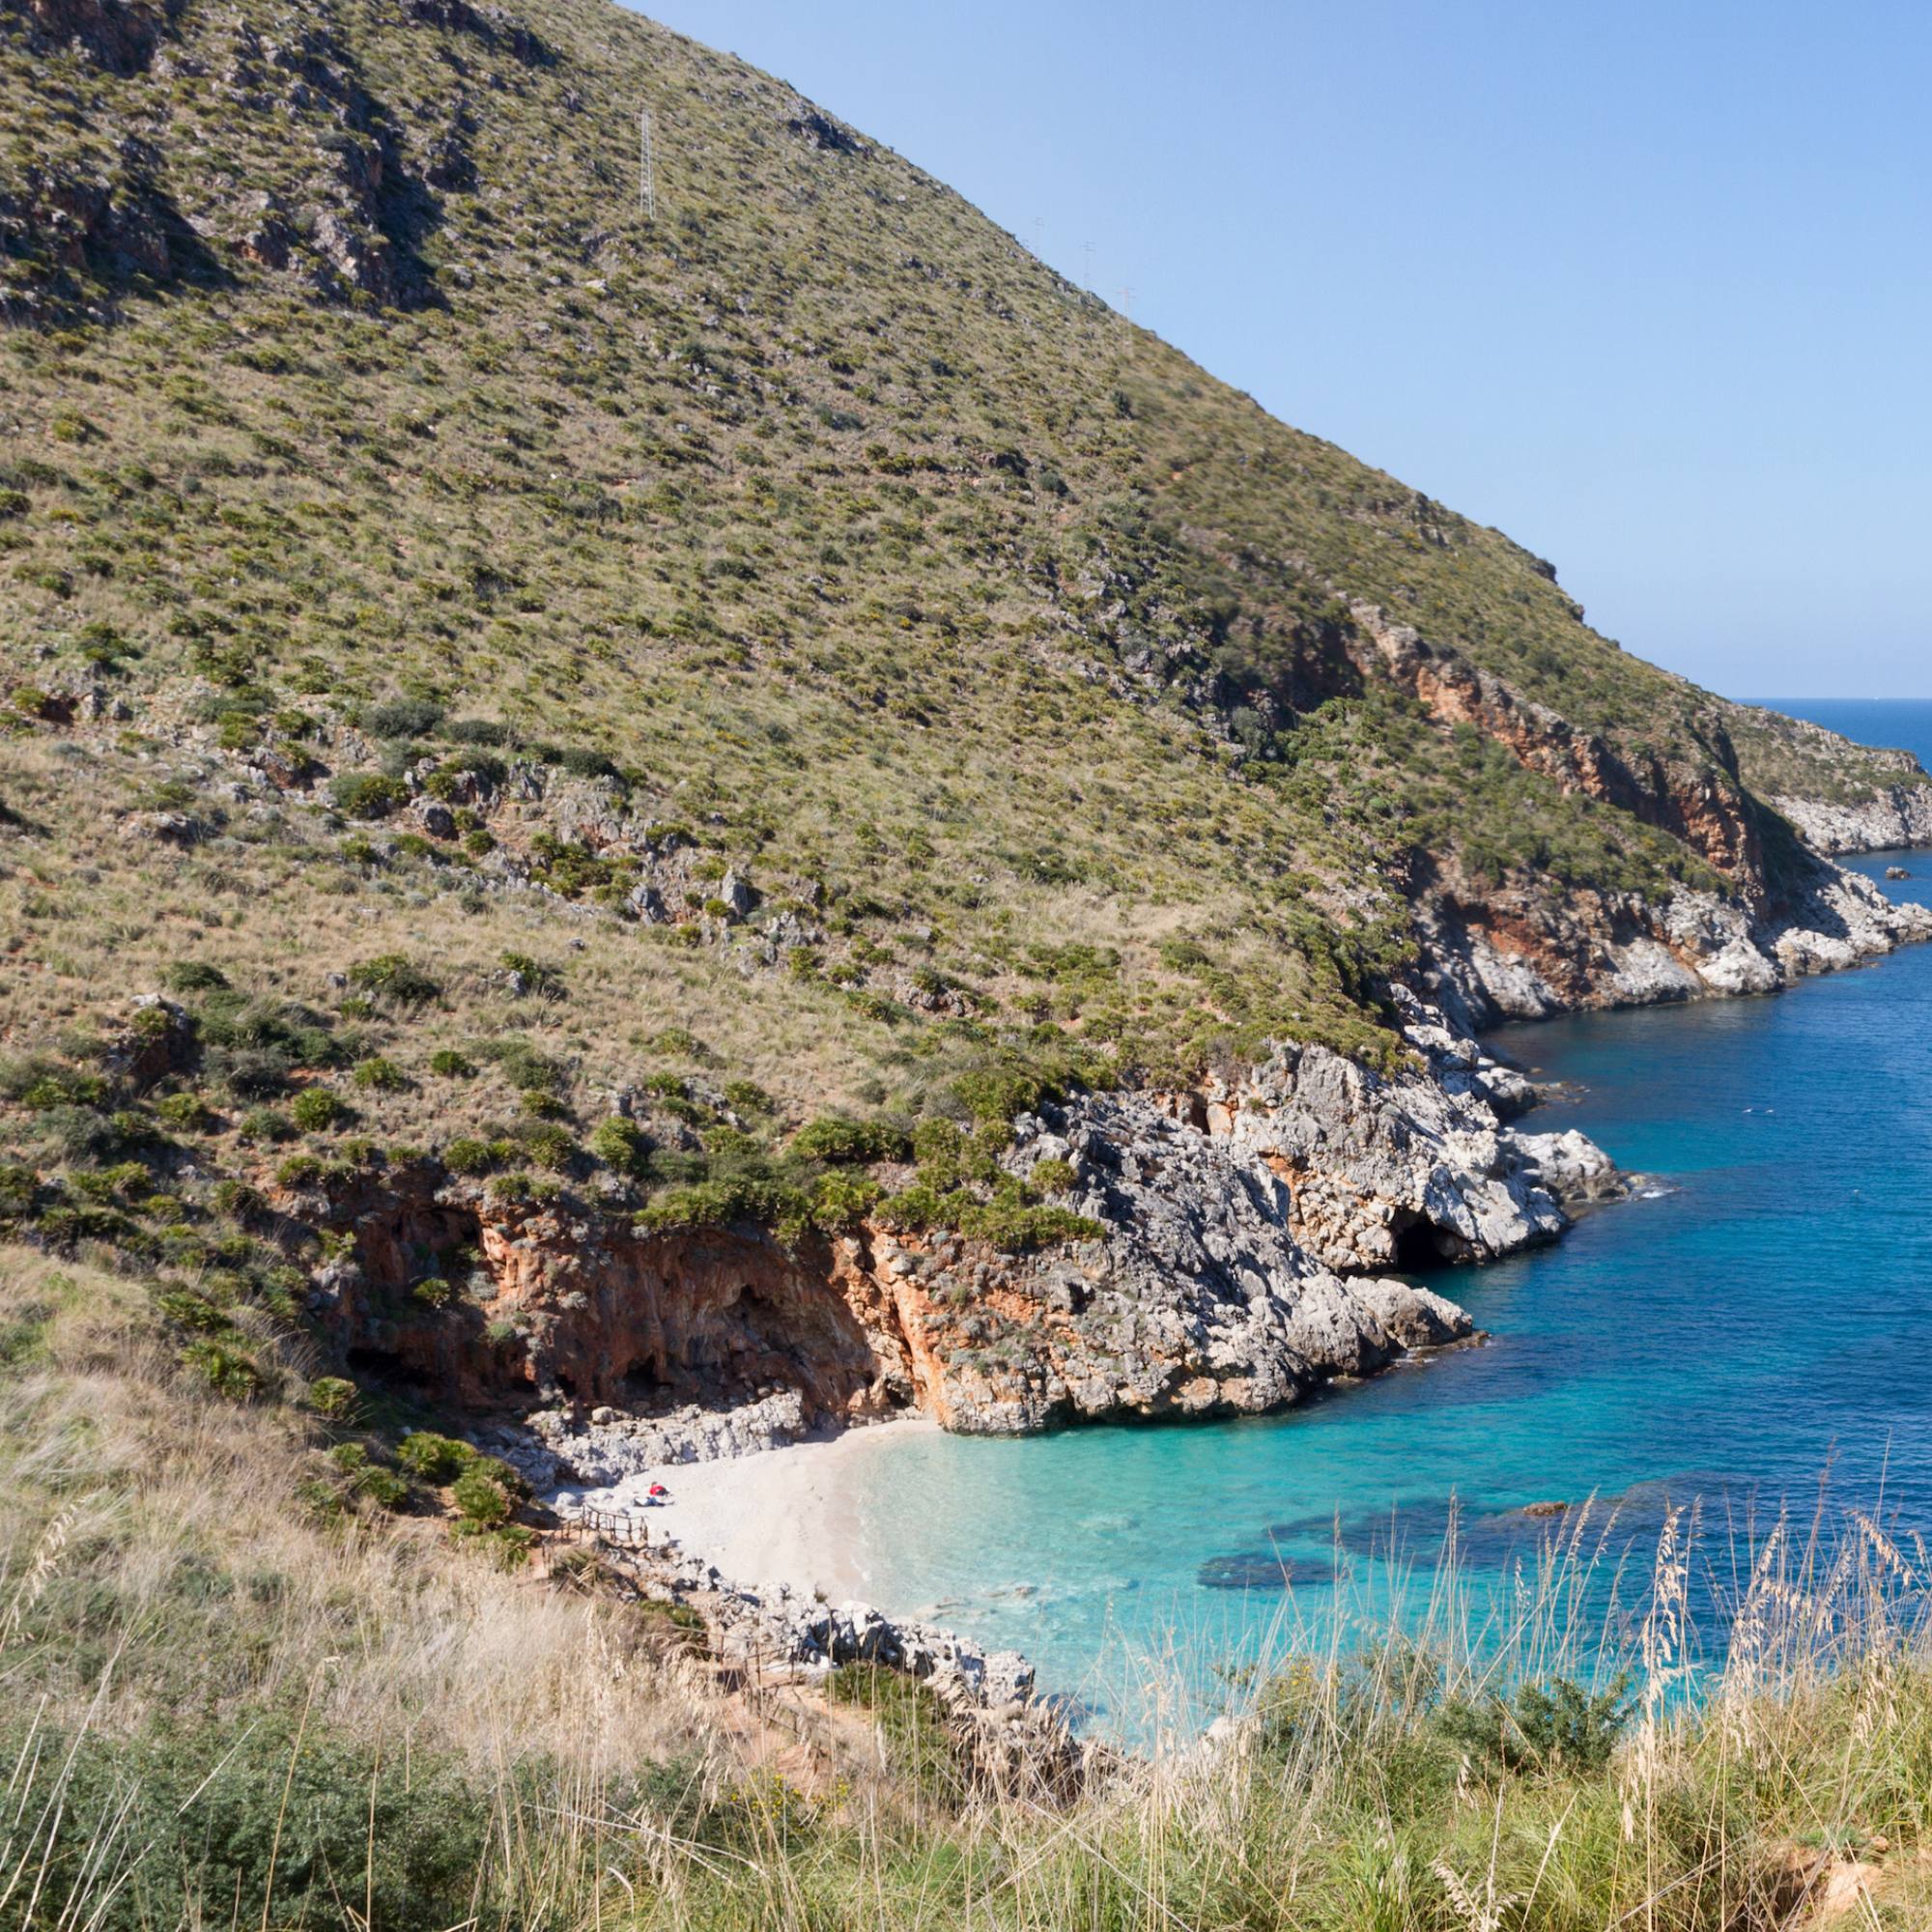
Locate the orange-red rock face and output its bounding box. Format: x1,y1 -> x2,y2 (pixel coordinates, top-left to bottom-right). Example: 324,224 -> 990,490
296,1016 -> 1557,1437
1346,602 -> 1767,896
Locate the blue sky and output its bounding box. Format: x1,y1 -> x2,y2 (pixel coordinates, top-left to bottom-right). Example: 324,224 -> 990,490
637,2 -> 1931,699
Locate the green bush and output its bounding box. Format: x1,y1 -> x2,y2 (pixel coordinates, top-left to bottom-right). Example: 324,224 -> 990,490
354,1055 -> 410,1093
588,1115 -> 648,1175
478,1036 -> 566,1093
723,1079 -> 775,1115
306,1375 -> 357,1419
290,1087 -> 350,1132
3,1717 -> 490,1930
451,1463 -> 514,1526
429,1048 -> 475,1078
347,953 -> 440,1008
1435,1673 -> 1634,1777
161,960 -> 230,992
441,1136 -> 497,1176
181,1338 -> 262,1400
273,1152 -> 324,1187
516,1122 -> 577,1172
328,1441 -> 410,1510
811,1168 -> 883,1226
329,771 -> 410,819
395,1431 -> 475,1483
364,696 -> 444,739
0,1162 -> 40,1224
154,1091 -> 216,1132
790,1117 -> 912,1164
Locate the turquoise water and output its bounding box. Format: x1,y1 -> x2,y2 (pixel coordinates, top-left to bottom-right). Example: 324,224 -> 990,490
844,701 -> 1932,1734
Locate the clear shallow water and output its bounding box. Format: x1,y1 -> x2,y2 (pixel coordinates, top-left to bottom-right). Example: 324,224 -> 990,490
844,702 -> 1932,1736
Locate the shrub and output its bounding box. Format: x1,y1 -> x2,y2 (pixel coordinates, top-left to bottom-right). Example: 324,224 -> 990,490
10,1719 -> 490,1929
162,960 -> 230,992
4,1060 -> 106,1108
307,1376 -> 357,1419
1027,1157 -> 1078,1197
790,1117 -> 912,1164
220,1051 -> 292,1100
812,1168 -> 883,1227
429,1048 -> 474,1078
412,1275 -> 453,1308
517,1122 -> 577,1172
354,1056 -> 409,1093
154,1091 -> 216,1131
454,1520 -> 536,1566
451,1463 -> 513,1526
1435,1673 -> 1634,1776
156,1288 -> 229,1334
395,1431 -> 475,1483
480,1037 -> 566,1093
209,1178 -> 268,1220
329,772 -> 410,819
181,1338 -> 262,1400
274,1151 -> 324,1187
588,1115 -> 649,1175
441,1136 -> 496,1176
364,696 -> 443,739
328,1441 -> 410,1510
347,953 -> 440,1008
237,1107 -> 294,1143
0,1163 -> 40,1223
290,1088 -> 349,1132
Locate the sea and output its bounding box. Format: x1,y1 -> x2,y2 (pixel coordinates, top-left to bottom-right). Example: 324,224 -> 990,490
838,699 -> 1932,1737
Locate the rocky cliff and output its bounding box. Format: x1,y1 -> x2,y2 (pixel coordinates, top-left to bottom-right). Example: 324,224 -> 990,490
1418,853 -> 1932,1030
293,991 -> 1614,1438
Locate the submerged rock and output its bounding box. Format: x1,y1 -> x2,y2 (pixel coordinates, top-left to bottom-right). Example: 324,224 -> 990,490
1196,1551 -> 1336,1591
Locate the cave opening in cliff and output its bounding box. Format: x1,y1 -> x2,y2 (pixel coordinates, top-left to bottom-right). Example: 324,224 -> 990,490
346,1344 -> 430,1387
1390,1215 -> 1445,1276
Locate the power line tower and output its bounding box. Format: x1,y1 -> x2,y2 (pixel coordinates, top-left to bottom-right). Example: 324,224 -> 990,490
639,106 -> 657,222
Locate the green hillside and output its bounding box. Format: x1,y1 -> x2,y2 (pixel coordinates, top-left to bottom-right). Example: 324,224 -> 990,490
6,0 -> 1914,1164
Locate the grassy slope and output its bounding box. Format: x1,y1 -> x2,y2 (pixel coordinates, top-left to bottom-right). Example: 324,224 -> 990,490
4,0 -> 1907,1178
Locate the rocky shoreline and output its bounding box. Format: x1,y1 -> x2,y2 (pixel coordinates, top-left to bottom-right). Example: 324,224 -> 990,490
500,1413 -> 1099,1786
463,845 -> 1931,1752
1770,786 -> 1932,858
298,851 -> 1931,1461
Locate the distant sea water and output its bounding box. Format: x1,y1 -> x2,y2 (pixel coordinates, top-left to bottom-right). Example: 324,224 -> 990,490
841,697 -> 1932,1738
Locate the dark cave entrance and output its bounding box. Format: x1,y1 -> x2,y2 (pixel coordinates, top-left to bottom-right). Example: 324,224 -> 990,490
1390,1215 -> 1446,1276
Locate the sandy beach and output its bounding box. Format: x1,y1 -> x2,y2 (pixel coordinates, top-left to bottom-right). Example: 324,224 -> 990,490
554,1416 -> 938,1602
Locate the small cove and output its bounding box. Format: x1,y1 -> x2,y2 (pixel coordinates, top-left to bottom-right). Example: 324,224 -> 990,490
838,701 -> 1932,1737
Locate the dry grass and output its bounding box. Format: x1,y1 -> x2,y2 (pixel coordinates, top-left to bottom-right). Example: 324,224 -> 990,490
7,1237 -> 1932,1928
